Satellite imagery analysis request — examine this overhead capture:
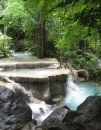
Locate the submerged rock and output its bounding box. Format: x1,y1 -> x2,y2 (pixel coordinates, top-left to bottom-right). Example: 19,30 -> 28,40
52,95 -> 63,103
0,85 -> 32,130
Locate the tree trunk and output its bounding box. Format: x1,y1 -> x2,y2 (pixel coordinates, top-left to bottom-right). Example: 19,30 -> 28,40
38,12 -> 46,58
3,26 -> 7,48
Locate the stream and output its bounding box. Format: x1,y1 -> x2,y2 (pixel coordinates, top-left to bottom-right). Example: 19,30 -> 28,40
0,52 -> 101,122
57,81 -> 101,110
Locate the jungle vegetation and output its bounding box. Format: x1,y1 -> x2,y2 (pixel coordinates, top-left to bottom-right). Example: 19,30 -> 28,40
0,0 -> 101,80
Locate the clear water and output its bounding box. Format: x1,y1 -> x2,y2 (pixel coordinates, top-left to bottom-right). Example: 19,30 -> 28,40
0,52 -> 58,63
0,68 -> 69,77
12,52 -> 32,57
0,52 -> 38,63
57,81 -> 101,110
0,52 -> 101,112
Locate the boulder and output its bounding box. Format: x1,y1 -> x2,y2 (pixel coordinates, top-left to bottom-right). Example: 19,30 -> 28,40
42,107 -> 68,130
42,96 -> 101,130
63,110 -> 81,122
42,107 -> 84,130
21,122 -> 36,130
76,96 -> 94,113
52,95 -> 63,103
72,69 -> 89,82
77,69 -> 89,80
63,110 -> 84,130
0,85 -> 32,130
74,96 -> 101,130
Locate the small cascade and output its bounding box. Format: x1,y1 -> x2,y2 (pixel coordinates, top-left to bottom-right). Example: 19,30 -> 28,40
0,52 -> 69,117
12,81 -> 54,125
24,92 -> 54,125
43,77 -> 50,100
27,102 -> 53,124
0,52 -> 59,69
67,73 -> 78,90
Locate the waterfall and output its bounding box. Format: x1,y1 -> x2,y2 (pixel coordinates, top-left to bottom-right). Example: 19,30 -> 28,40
27,102 -> 53,123
27,97 -> 54,125
67,73 -> 78,90
12,81 -> 54,125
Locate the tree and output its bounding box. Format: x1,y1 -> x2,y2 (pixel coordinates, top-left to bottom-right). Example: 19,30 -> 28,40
0,0 -> 101,63
0,31 -> 12,57
0,0 -> 29,51
22,0 -> 63,58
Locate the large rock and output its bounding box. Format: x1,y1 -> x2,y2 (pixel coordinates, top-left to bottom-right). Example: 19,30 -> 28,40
74,96 -> 101,130
0,85 -> 32,130
76,96 -> 94,113
42,107 -> 84,130
42,96 -> 101,130
72,69 -> 89,82
42,107 -> 68,130
63,110 -> 84,130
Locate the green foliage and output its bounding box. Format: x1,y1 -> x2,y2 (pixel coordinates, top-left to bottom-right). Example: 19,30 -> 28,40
0,31 -> 12,57
85,53 -> 98,70
72,56 -> 85,69
84,52 -> 99,79
93,68 -> 101,82
0,0 -> 36,31
0,0 -> 101,80
94,84 -> 101,96
19,39 -> 38,55
94,86 -> 100,96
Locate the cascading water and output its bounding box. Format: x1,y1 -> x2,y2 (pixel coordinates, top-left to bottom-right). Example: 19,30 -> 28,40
25,95 -> 54,126
13,82 -> 54,124
27,102 -> 53,124
0,52 -> 67,126
57,73 -> 101,110
67,73 -> 78,90
3,52 -> 101,123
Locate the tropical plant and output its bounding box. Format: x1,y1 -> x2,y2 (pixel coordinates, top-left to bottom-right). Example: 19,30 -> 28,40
0,31 -> 12,57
